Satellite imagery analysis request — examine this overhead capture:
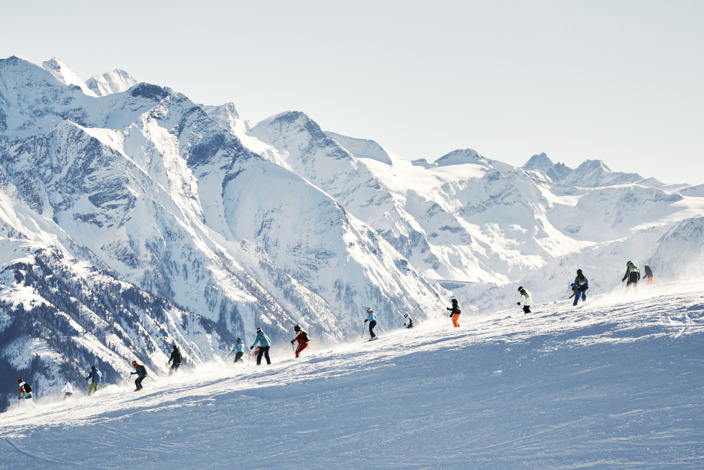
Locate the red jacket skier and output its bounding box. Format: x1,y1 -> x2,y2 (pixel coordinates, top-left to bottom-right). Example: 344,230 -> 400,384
291,325 -> 309,358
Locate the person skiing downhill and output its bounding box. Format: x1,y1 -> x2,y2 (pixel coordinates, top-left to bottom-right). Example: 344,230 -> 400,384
644,264 -> 654,285
17,379 -> 33,400
403,313 -> 414,329
571,269 -> 589,306
85,365 -> 102,396
231,338 -> 246,364
130,360 -> 147,391
291,325 -> 309,358
250,328 -> 272,365
168,345 -> 182,375
447,298 -> 461,327
622,261 -> 641,293
364,308 -> 377,340
517,286 -> 532,314
61,380 -> 74,400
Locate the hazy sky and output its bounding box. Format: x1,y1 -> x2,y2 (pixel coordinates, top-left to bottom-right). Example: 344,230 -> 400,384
2,0 -> 702,184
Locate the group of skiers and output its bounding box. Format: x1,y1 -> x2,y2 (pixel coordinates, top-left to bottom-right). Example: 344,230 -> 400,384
515,261 -> 655,313
14,261 -> 658,403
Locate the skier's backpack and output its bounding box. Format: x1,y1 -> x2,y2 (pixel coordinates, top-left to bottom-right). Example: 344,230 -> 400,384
23,383 -> 32,393
302,331 -> 310,343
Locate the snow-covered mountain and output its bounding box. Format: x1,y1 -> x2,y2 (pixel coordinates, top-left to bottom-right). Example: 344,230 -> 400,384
1,55 -> 703,412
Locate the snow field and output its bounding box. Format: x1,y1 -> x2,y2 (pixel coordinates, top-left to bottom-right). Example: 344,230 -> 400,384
1,285 -> 704,468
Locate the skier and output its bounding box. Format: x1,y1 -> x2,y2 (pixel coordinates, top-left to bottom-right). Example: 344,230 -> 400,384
571,269 -> 589,306
17,378 -> 33,400
168,344 -> 182,375
364,307 -> 377,340
130,360 -> 148,391
250,328 -> 272,365
61,380 -> 74,400
644,264 -> 654,285
85,365 -> 102,396
622,261 -> 640,293
231,338 -> 246,364
517,286 -> 532,314
447,298 -> 461,327
290,325 -> 309,358
403,313 -> 414,329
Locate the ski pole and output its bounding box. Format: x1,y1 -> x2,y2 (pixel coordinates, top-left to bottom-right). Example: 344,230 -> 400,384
361,321 -> 367,339
291,342 -> 296,357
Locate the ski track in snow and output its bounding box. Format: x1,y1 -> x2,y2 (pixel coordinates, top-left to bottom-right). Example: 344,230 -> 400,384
1,287 -> 704,469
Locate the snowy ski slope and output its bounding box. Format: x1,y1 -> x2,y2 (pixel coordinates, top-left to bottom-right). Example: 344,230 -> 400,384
1,282 -> 703,469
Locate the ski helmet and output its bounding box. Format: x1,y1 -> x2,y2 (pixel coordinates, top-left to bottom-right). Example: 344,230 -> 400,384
577,269 -> 583,276
17,379 -> 22,383
294,325 -> 300,332
517,286 -> 523,291
366,307 -> 373,313
256,327 -> 262,332
627,260 -> 632,266
403,313 -> 408,318
131,360 -> 138,366
236,337 -> 241,342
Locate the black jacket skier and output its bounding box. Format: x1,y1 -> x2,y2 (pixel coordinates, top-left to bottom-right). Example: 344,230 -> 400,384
131,361 -> 147,391
168,345 -> 182,375
622,261 -> 640,291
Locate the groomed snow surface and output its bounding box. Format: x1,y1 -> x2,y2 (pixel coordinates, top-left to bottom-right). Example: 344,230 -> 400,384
2,282 -> 703,469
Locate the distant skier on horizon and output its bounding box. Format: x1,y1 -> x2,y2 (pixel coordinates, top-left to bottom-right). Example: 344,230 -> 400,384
291,325 -> 309,358
622,261 -> 640,293
365,308 -> 378,340
644,264 -> 654,285
250,328 -> 272,365
517,286 -> 532,314
571,269 -> 589,306
447,298 -> 461,327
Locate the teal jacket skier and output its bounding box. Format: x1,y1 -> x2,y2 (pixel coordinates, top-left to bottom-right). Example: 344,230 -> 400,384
365,307 -> 377,340
250,328 -> 272,365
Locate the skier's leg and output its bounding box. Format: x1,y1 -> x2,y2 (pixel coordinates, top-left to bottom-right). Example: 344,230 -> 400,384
523,305 -> 531,314
256,348 -> 264,365
369,320 -> 377,338
263,346 -> 271,364
452,313 -> 460,327
296,343 -> 308,357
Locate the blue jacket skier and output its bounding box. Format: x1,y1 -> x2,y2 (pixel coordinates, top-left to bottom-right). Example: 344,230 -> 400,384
364,307 -> 377,340
85,365 -> 102,396
571,269 -> 589,306
131,361 -> 147,391
231,338 -> 246,363
250,328 -> 272,365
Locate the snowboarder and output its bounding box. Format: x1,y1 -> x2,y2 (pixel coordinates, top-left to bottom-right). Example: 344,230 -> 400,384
168,345 -> 182,375
403,313 -> 414,329
250,328 -> 272,365
85,365 -> 102,396
622,261 -> 640,293
447,298 -> 461,327
364,307 -> 377,340
17,378 -> 33,400
644,264 -> 654,285
571,269 -> 589,306
290,325 -> 309,358
517,286 -> 532,314
130,360 -> 147,391
231,338 -> 246,364
61,380 -> 74,400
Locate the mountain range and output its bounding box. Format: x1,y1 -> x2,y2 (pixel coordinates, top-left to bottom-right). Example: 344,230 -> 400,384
1,56 -> 702,411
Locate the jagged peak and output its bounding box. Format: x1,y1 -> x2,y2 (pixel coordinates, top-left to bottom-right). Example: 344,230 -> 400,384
86,69 -> 138,96
434,149 -> 488,167
575,159 -> 612,173
523,153 -> 553,170
41,58 -> 97,97
325,131 -> 393,165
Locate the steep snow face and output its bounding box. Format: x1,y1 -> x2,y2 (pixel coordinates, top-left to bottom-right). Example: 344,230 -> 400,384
650,217 -> 704,279
326,131 -> 393,164
86,69 -> 138,96
562,159 -> 645,187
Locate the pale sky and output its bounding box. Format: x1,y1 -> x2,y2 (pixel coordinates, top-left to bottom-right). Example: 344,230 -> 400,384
2,0 -> 702,185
